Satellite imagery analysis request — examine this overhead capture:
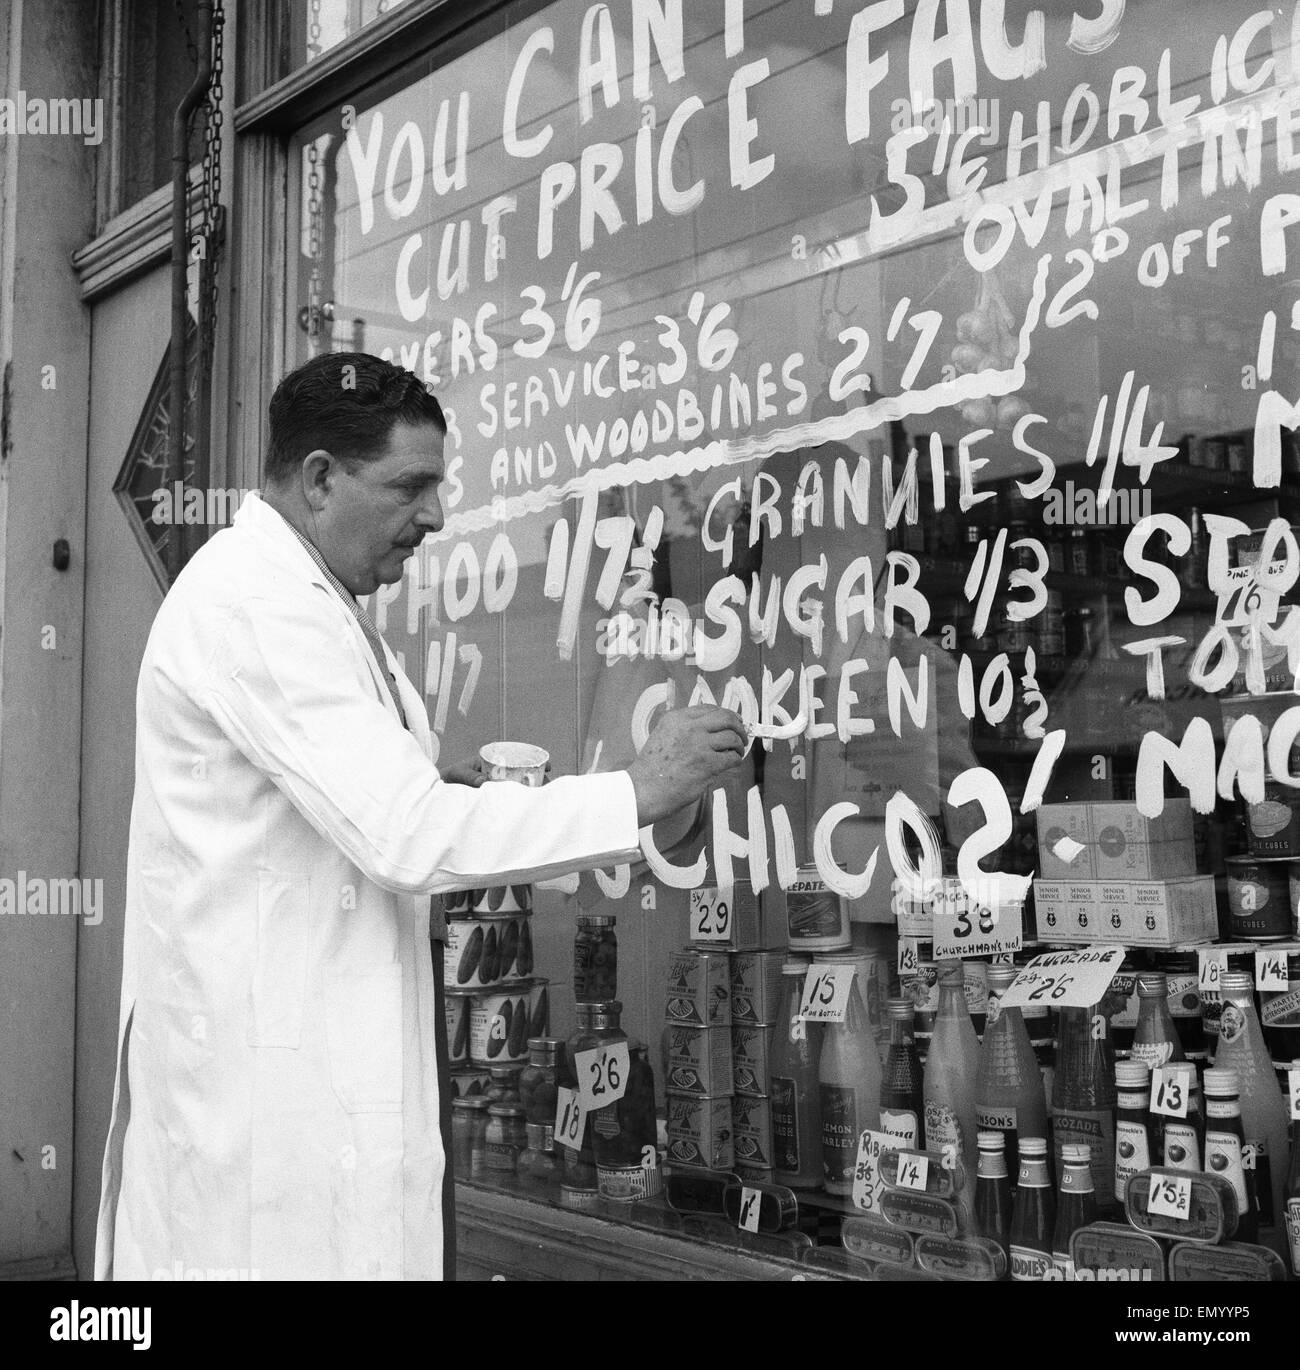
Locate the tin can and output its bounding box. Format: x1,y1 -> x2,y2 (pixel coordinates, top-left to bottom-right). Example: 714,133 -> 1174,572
442,884 -> 533,916
731,1093 -> 774,1170
445,988 -> 473,1064
469,983 -> 532,1065
597,1161 -> 664,1202
1226,856 -> 1294,940
1259,946 -> 1300,1062
525,977 -> 550,1039
1244,788 -> 1300,857
446,915 -> 523,989
449,1066 -> 491,1099
785,867 -> 850,951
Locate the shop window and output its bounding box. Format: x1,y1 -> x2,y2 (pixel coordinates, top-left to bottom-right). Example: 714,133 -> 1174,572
285,0 -> 416,70
285,0 -> 1300,1280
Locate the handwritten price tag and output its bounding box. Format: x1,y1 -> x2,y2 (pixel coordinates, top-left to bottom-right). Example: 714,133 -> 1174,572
1148,1172 -> 1191,1219
689,886 -> 732,943
1256,949 -> 1289,992
554,1086 -> 585,1151
929,880 -> 1022,959
737,1185 -> 762,1233
895,1154 -> 929,1192
1289,1068 -> 1300,1121
1150,1065 -> 1192,1118
997,946 -> 1125,1011
799,963 -> 855,1024
898,936 -> 920,977
851,1129 -> 893,1215
574,1041 -> 630,1112
1199,948 -> 1227,993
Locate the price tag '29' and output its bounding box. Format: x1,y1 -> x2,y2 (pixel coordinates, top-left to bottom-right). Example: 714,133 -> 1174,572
689,886 -> 732,943
554,1087 -> 585,1151
799,963 -> 855,1024
574,1041 -> 630,1112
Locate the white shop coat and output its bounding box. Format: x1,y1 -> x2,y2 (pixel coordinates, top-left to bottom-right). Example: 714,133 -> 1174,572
94,492 -> 641,1280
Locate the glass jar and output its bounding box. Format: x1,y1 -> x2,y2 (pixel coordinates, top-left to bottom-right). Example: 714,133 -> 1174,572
558,1003 -> 600,1191
517,1124 -> 562,1188
593,1041 -> 662,1202
519,1037 -> 562,1140
483,1103 -> 527,1176
451,1095 -> 491,1180
573,915 -> 618,1002
485,1064 -> 524,1107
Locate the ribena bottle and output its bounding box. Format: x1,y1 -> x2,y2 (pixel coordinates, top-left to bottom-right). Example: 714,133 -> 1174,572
1008,1136 -> 1056,1282
1051,1143 -> 1098,1281
879,997 -> 925,1150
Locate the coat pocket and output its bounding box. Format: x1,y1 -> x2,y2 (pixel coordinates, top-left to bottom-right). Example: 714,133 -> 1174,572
248,871 -> 310,1048
323,963 -> 403,1113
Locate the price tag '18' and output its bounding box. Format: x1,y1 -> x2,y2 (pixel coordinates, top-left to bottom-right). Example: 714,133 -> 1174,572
574,1041 -> 630,1112
1147,1172 -> 1191,1219
1289,1067 -> 1300,1122
1199,948 -> 1227,993
689,886 -> 732,943
799,963 -> 855,1024
1150,1065 -> 1192,1119
737,1186 -> 762,1233
554,1087 -> 585,1151
1255,949 -> 1289,992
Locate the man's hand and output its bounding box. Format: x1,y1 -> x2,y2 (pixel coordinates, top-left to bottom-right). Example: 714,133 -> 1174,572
626,706 -> 747,827
440,758 -> 486,787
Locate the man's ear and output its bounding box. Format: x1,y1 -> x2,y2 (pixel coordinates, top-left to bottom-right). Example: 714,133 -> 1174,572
301,450 -> 335,511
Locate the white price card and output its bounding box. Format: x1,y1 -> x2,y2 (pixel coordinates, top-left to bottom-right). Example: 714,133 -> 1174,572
1289,1068 -> 1300,1121
554,1087 -> 586,1151
929,880 -> 1022,959
1199,948 -> 1227,993
896,1153 -> 929,1192
574,1041 -> 630,1112
996,946 -> 1125,1012
1147,1172 -> 1192,1219
1256,949 -> 1289,992
799,963 -> 855,1024
689,886 -> 732,943
1150,1064 -> 1192,1118
897,936 -> 920,978
851,1130 -> 893,1215
737,1185 -> 762,1233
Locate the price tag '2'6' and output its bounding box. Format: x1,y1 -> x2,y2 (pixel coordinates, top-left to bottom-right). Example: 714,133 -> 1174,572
689,886 -> 732,943
554,1087 -> 586,1151
574,1041 -> 630,1112
799,963 -> 855,1024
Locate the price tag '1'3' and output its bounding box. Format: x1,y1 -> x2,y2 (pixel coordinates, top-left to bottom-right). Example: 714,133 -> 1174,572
1150,1065 -> 1192,1118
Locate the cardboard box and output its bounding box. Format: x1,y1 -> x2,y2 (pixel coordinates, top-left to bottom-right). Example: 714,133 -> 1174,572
666,1025 -> 734,1095
730,1022 -> 773,1096
729,950 -> 784,1024
1031,877 -> 1218,947
1035,802 -> 1195,881
665,948 -> 731,1027
666,1092 -> 734,1170
731,1093 -> 774,1169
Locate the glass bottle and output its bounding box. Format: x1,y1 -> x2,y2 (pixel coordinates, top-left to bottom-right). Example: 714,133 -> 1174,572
483,1104 -> 527,1176
573,915 -> 617,1002
1130,972 -> 1184,1072
517,1037 -> 562,1189
1114,1061 -> 1155,1210
1052,1003 -> 1118,1214
451,1095 -> 491,1180
1214,971 -> 1289,1231
1051,1143 -> 1098,1281
593,1041 -> 661,1201
819,971 -> 882,1196
557,1002 -> 600,1195
879,997 -> 925,1150
977,965 -> 1047,1176
1009,1136 -> 1056,1282
1284,1059 -> 1300,1278
973,1129 -> 1013,1268
1162,1068 -> 1205,1172
772,959 -> 823,1190
1204,1066 -> 1258,1244
924,959 -> 981,1206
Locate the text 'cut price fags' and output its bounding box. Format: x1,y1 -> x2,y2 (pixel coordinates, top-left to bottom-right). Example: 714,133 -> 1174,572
573,1041 -> 630,1112
799,963 -> 855,1024
689,886 -> 732,943
1150,1065 -> 1192,1118
554,1086 -> 585,1151
1148,1173 -> 1192,1219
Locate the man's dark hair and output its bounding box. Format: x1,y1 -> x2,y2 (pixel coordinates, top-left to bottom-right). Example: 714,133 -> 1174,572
265,352 -> 446,484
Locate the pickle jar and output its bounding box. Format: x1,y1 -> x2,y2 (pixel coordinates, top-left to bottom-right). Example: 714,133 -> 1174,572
451,1095 -> 491,1180
517,1125 -> 562,1188
519,1037 -> 562,1132
573,915 -> 618,1002
483,1103 -> 527,1176
485,1064 -> 524,1107
593,1041 -> 662,1202
557,1002 -> 618,1194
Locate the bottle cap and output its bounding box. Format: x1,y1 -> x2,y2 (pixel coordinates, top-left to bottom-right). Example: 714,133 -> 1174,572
1061,1144 -> 1091,1163
782,959 -> 811,975
886,998 -> 915,1020
986,965 -> 1018,991
1203,1067 -> 1240,1097
937,958 -> 964,986
487,1103 -> 525,1117
1136,972 -> 1168,997
526,1036 -> 562,1060
1115,1061 -> 1151,1089
1219,970 -> 1254,995
452,1095 -> 491,1111
489,1064 -> 523,1080
1020,1137 -> 1048,1157
576,915 -> 616,928
977,1130 -> 1005,1150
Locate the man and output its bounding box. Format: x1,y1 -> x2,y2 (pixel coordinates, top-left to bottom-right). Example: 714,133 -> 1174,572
94,353 -> 745,1281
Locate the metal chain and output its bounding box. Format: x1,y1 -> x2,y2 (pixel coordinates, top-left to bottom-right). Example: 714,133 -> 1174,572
199,2 -> 225,384
304,137 -> 324,354
308,0 -> 323,59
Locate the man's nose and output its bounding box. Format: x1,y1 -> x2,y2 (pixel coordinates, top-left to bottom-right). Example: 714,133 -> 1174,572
414,491 -> 444,533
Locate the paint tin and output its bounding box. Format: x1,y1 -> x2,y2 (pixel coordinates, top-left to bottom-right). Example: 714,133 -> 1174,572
1226,856 -> 1295,941
786,867 -> 851,951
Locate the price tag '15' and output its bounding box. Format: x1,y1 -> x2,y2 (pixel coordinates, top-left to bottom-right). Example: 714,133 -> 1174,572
1150,1065 -> 1192,1119
1255,950 -> 1289,992
689,886 -> 732,943
1199,948 -> 1227,993
574,1041 -> 630,1112
799,963 -> 855,1024
554,1087 -> 585,1151
737,1186 -> 762,1233
1289,1067 -> 1300,1122
1147,1172 -> 1191,1219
